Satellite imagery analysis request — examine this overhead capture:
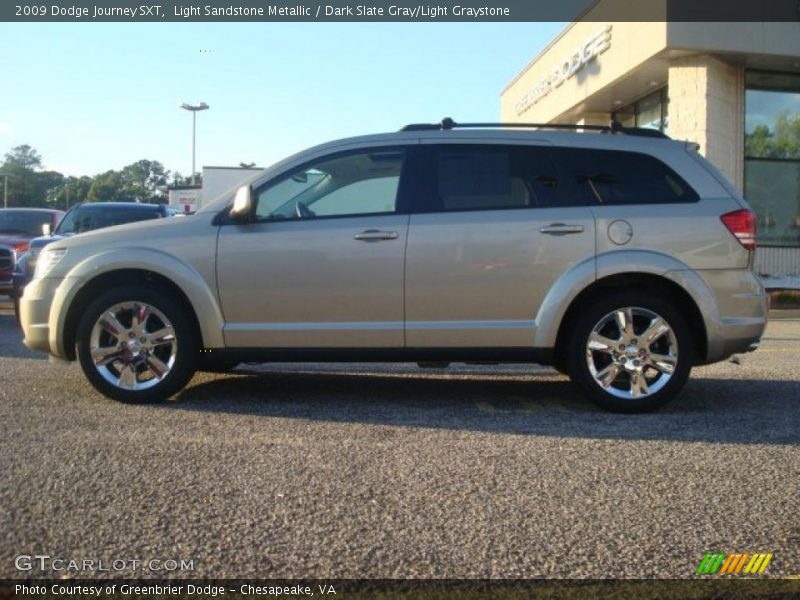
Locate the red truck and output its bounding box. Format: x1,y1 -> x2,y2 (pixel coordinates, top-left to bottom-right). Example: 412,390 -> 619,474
0,208 -> 64,296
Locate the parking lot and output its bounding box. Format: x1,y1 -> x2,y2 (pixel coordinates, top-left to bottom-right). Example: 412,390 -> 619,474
1,297 -> 798,579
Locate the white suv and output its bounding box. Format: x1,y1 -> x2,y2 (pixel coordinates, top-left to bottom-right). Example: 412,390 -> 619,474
20,119 -> 767,412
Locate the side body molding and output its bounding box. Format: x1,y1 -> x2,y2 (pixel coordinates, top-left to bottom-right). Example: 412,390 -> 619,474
49,248 -> 225,358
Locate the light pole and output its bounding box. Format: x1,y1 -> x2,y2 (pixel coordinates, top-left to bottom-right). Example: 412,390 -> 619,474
180,102 -> 209,185
0,172 -> 9,208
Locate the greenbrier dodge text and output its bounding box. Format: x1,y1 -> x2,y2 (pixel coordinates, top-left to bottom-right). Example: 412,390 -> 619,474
17,584 -> 338,596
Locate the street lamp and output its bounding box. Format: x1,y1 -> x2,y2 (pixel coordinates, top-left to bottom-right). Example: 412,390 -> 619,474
0,172 -> 10,208
180,102 -> 209,185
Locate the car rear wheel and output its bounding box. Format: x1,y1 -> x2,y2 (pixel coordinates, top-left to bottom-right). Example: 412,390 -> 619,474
567,292 -> 693,413
76,286 -> 198,403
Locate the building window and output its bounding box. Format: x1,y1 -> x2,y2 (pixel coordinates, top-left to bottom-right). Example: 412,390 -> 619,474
745,70 -> 800,248
612,88 -> 669,133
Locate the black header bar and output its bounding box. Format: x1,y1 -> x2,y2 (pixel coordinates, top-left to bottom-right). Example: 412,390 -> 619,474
3,0 -> 799,22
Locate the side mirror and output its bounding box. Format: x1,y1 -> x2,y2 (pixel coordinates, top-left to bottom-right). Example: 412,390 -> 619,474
42,223 -> 52,236
230,185 -> 253,224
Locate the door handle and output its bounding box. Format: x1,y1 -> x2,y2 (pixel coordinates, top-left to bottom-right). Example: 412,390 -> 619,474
353,229 -> 399,242
539,223 -> 584,235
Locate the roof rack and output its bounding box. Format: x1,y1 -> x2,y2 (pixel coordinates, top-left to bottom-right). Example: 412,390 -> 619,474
401,117 -> 669,139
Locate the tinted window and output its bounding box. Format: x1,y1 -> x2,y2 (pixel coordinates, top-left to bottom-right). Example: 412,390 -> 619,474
553,148 -> 699,205
0,211 -> 54,236
426,145 -> 562,212
57,206 -> 161,234
254,149 -> 405,221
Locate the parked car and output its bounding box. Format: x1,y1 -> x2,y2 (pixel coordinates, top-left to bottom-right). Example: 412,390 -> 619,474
11,202 -> 169,317
0,208 -> 64,297
19,120 -> 767,412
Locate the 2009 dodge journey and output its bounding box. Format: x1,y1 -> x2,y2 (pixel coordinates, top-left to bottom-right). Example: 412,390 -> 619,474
20,119 -> 767,412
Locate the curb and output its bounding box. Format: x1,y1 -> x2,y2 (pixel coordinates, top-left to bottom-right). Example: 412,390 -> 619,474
768,309 -> 800,320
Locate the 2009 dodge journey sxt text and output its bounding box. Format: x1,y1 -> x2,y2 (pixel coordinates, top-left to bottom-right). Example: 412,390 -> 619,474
20,119 -> 767,412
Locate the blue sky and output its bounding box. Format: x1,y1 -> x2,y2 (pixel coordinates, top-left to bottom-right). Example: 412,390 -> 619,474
0,22 -> 565,177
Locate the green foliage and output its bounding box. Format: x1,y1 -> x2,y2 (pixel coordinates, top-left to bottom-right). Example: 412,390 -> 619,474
745,111 -> 800,159
1,144 -> 176,208
87,170 -> 127,202
1,145 -> 65,208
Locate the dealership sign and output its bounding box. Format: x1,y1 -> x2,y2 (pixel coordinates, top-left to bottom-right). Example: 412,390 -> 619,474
515,25 -> 613,116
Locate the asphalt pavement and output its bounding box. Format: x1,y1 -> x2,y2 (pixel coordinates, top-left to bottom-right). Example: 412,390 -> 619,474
1,298 -> 798,579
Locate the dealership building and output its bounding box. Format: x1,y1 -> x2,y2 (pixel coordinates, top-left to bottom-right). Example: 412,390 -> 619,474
501,6 -> 800,281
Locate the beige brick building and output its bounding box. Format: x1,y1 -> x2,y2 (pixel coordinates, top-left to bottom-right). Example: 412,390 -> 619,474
501,5 -> 800,279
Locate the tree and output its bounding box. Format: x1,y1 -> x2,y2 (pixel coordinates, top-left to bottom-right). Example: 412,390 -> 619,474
87,170 -> 126,202
120,159 -> 170,202
169,170 -> 202,187
1,145 -> 45,207
745,111 -> 800,159
50,176 -> 92,209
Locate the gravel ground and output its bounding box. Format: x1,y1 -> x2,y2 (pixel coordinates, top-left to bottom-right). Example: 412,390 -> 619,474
1,298 -> 798,580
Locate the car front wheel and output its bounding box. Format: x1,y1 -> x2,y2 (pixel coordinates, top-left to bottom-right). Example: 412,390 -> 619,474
567,293 -> 693,413
76,286 -> 198,403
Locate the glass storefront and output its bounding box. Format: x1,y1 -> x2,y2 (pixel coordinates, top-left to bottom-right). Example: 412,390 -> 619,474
613,88 -> 669,133
745,71 -> 800,247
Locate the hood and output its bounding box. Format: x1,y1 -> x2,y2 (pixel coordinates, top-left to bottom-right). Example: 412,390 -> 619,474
47,211 -> 212,254
28,234 -> 67,251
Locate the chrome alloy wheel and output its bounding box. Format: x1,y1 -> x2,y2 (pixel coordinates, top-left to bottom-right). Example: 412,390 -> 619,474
88,301 -> 178,391
585,306 -> 678,400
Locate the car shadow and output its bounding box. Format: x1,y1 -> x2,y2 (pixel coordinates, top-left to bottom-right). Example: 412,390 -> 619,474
163,366 -> 800,446
0,314 -> 46,360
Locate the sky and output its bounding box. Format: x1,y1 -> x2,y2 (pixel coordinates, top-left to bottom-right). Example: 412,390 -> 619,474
0,22 -> 565,178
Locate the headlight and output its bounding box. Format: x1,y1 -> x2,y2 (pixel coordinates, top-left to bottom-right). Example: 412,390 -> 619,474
27,246 -> 42,271
12,252 -> 28,274
33,248 -> 67,279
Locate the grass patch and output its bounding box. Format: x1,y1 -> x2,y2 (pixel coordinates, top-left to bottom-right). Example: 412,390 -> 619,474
768,288 -> 800,309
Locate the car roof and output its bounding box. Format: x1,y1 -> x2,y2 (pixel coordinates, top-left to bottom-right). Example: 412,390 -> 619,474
73,202 -> 163,210
0,207 -> 64,213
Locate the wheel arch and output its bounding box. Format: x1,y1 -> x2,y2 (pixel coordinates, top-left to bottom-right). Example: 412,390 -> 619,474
51,250 -> 224,360
61,269 -> 204,361
552,272 -> 708,368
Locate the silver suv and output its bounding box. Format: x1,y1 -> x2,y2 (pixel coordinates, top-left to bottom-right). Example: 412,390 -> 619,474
19,120 -> 767,412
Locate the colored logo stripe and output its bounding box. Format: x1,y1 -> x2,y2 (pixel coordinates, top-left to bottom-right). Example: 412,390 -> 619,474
697,552 -> 773,575
745,553 -> 773,574
697,553 -> 726,574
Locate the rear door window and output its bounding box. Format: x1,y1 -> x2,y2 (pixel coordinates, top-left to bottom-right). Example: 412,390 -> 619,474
417,145 -> 570,213
552,148 -> 699,205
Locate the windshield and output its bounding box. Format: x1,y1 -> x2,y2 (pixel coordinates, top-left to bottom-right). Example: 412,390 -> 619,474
0,211 -> 53,236
56,206 -> 161,235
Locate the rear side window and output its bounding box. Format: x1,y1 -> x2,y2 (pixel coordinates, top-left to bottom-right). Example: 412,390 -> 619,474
553,148 -> 699,205
424,145 -> 565,212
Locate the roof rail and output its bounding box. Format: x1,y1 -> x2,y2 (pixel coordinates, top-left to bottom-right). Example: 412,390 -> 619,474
400,117 -> 669,139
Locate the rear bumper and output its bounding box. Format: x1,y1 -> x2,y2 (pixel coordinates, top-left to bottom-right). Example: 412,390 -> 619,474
700,270 -> 768,364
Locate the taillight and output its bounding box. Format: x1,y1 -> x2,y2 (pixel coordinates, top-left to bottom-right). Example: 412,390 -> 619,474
720,209 -> 756,250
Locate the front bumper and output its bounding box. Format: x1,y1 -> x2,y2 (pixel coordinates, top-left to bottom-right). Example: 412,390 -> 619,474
20,276 -> 63,356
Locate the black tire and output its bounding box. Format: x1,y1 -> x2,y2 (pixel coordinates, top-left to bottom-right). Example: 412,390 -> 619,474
76,285 -> 198,403
14,296 -> 21,327
567,291 -> 693,413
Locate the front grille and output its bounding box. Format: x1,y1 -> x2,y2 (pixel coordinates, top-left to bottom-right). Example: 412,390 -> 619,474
0,246 -> 14,273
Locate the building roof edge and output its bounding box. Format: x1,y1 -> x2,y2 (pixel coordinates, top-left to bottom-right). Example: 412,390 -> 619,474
500,0 -> 602,96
